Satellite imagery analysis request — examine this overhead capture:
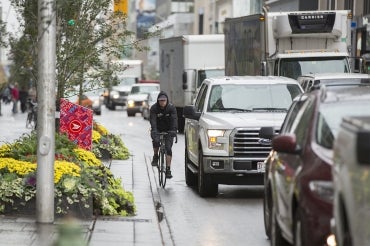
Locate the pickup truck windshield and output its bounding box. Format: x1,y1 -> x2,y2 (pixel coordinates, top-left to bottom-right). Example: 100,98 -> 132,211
207,84 -> 301,112
280,57 -> 350,80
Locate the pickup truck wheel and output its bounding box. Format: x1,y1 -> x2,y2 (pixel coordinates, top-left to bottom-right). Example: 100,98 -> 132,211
185,142 -> 197,187
198,149 -> 218,197
127,110 -> 135,117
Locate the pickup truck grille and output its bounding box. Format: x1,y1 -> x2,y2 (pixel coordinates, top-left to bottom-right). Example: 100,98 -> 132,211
232,128 -> 279,158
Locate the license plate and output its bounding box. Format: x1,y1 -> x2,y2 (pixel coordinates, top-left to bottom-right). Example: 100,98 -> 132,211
257,162 -> 265,173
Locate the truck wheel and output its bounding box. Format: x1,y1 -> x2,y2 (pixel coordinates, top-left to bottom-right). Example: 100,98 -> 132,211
198,149 -> 218,197
127,110 -> 135,117
185,141 -> 197,187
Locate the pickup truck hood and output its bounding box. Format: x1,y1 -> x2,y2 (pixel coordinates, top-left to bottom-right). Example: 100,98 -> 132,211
127,93 -> 148,101
201,112 -> 286,129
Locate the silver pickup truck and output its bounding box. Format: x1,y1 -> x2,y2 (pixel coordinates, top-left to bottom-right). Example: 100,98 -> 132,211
183,76 -> 303,197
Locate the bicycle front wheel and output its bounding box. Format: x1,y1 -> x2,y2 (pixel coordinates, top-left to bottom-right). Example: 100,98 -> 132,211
158,151 -> 166,188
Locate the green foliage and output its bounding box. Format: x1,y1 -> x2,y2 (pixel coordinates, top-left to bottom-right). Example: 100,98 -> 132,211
0,128 -> 135,216
7,0 -> 158,103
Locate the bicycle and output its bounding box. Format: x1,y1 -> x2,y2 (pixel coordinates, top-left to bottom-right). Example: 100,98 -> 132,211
157,132 -> 177,188
26,99 -> 37,130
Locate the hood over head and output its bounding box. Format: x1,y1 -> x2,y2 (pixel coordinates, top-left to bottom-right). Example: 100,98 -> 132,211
157,91 -> 169,106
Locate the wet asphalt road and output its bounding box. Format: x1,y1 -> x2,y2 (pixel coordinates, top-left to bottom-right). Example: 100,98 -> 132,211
96,106 -> 269,246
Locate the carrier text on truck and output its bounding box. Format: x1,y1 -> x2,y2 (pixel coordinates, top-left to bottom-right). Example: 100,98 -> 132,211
224,9 -> 353,78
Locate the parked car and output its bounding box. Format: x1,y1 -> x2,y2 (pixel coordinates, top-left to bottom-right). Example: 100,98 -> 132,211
69,88 -> 104,115
297,73 -> 370,92
260,86 -> 370,246
332,115 -> 370,246
126,83 -> 160,117
142,91 -> 160,120
183,76 -> 303,197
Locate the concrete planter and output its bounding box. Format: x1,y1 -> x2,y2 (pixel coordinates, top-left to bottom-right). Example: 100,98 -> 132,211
4,195 -> 94,219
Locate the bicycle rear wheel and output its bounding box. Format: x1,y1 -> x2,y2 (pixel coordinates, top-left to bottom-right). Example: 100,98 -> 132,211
26,112 -> 35,129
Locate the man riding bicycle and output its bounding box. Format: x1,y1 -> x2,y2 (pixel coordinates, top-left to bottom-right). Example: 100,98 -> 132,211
150,91 -> 177,179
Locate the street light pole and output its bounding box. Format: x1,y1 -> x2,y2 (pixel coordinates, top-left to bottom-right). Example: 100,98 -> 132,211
36,0 -> 56,223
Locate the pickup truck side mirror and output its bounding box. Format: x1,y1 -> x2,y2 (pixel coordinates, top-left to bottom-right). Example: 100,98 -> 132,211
357,131 -> 370,165
183,105 -> 201,121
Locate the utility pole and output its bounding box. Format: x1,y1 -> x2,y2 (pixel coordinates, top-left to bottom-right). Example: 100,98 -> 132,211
36,0 -> 56,223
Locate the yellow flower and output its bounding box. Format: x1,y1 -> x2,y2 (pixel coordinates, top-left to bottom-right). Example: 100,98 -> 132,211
0,144 -> 12,157
94,122 -> 109,136
74,148 -> 102,167
0,158 -> 37,176
92,130 -> 101,143
54,160 -> 81,183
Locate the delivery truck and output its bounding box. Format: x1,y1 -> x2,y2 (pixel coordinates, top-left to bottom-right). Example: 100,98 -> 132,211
224,9 -> 353,78
159,35 -> 225,132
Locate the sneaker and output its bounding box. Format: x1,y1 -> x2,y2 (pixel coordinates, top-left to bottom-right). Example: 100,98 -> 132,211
151,155 -> 158,166
166,168 -> 173,179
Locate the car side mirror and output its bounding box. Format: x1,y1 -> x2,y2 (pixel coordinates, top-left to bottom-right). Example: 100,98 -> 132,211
183,105 -> 201,121
272,134 -> 301,154
357,131 -> 370,165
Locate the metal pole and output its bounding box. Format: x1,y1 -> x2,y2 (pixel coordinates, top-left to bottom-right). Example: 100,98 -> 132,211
36,0 -> 56,223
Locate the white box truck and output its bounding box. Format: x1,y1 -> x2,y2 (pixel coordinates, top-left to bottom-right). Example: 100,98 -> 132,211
224,10 -> 353,78
159,34 -> 225,132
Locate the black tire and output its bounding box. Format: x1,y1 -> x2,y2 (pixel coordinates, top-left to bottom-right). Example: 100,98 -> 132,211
127,110 -> 135,117
26,112 -> 36,129
263,184 -> 272,239
198,149 -> 218,197
158,151 -> 166,188
336,201 -> 352,246
185,140 -> 197,187
271,205 -> 289,246
294,206 -> 306,246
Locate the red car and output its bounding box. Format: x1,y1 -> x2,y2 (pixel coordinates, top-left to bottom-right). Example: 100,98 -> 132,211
260,86 -> 370,246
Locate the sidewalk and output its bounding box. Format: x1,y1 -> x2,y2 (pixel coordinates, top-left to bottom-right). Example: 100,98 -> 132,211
0,103 -> 166,246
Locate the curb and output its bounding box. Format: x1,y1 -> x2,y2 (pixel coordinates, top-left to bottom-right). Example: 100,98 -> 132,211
144,153 -> 174,246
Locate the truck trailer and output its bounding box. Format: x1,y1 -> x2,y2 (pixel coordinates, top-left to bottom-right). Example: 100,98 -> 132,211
159,34 -> 225,132
224,9 -> 352,78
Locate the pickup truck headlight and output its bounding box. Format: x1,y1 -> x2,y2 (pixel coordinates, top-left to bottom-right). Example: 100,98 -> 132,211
309,181 -> 333,202
207,129 -> 225,149
110,91 -> 119,99
127,100 -> 135,108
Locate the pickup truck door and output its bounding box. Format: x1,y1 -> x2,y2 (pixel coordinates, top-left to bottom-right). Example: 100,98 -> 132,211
187,83 -> 208,165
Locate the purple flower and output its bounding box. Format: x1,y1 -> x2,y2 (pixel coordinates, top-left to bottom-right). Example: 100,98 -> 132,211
24,175 -> 37,187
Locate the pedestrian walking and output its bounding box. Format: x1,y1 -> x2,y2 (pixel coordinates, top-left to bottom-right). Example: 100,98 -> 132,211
11,83 -> 19,113
19,86 -> 29,113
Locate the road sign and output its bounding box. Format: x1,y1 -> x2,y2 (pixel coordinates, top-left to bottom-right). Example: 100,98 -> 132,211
59,98 -> 93,150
